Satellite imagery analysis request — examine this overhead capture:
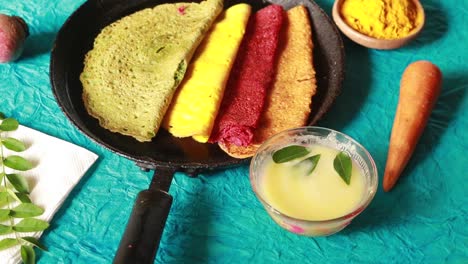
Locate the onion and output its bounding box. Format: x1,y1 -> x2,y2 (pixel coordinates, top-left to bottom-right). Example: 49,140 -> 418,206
0,14 -> 29,63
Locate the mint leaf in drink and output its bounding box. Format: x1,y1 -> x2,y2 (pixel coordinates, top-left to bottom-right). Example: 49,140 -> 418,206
305,154 -> 321,175
333,152 -> 352,185
296,154 -> 321,175
272,145 -> 309,163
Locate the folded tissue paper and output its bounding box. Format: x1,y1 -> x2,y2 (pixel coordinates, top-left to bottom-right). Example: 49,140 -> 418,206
0,125 -> 98,263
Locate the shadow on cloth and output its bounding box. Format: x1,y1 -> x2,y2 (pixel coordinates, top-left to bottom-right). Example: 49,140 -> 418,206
157,174 -> 213,263
318,39 -> 371,131
402,73 -> 467,182
22,32 -> 57,59
407,1 -> 448,49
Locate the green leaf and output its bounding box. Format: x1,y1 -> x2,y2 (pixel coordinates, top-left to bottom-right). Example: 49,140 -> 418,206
13,218 -> 49,232
10,203 -> 44,218
2,137 -> 26,152
0,118 -> 19,131
0,224 -> 12,235
6,188 -> 21,202
21,245 -> 35,264
298,154 -> 321,175
333,152 -> 352,185
0,112 -> 5,120
3,155 -> 33,171
6,173 -> 30,193
0,187 -> 31,204
21,237 -> 48,251
0,191 -> 9,207
0,209 -> 11,221
0,238 -> 19,251
16,192 -> 32,203
272,145 -> 310,163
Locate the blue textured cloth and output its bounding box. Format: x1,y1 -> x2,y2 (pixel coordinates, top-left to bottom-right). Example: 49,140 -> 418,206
0,0 -> 467,263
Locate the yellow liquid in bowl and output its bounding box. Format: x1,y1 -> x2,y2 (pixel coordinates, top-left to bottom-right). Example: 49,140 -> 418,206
261,145 -> 366,221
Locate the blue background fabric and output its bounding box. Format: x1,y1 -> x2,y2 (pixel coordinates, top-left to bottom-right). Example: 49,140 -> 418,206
0,0 -> 467,263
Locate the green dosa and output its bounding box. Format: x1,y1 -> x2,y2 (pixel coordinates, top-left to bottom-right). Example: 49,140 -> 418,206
80,0 -> 223,142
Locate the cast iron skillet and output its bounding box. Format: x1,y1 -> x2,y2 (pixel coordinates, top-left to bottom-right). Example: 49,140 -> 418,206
50,0 -> 344,263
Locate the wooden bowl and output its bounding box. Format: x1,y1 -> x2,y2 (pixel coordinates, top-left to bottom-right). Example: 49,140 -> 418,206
332,0 -> 425,50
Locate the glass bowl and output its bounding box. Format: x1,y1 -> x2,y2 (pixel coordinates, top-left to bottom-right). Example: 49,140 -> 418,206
249,126 -> 378,236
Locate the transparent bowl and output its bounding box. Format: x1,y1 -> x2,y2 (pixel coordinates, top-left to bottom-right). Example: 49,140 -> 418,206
250,127 -> 378,236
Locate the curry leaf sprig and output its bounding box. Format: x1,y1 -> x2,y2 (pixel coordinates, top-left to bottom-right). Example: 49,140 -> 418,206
0,113 -> 49,264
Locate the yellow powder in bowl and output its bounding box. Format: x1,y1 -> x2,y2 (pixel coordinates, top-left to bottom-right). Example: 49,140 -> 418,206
340,0 -> 421,39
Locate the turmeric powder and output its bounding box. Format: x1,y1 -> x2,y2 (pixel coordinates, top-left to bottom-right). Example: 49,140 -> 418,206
340,0 -> 421,39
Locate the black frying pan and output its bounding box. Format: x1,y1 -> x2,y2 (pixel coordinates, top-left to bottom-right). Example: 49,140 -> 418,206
50,0 -> 344,263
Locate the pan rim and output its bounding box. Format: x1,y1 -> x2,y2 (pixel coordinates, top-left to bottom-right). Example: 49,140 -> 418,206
50,0 -> 344,171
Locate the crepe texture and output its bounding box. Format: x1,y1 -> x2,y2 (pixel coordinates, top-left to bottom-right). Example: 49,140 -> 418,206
221,5 -> 317,158
3,0 -> 467,263
80,0 -> 223,142
162,4 -> 252,142
208,4 -> 284,146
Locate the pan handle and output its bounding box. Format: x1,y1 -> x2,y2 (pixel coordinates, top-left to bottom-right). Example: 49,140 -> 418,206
113,167 -> 176,264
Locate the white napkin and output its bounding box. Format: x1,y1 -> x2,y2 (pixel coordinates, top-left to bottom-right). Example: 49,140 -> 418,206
0,125 -> 98,263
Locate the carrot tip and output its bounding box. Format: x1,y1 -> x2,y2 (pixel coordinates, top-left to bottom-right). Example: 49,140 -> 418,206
383,172 -> 397,192
383,184 -> 393,192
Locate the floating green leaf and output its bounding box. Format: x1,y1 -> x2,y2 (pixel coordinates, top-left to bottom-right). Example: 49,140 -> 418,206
10,203 -> 44,218
0,224 -> 12,235
1,137 -> 26,152
14,218 -> 49,232
333,152 -> 352,185
21,237 -> 48,251
0,118 -> 19,131
0,112 -> 5,120
16,192 -> 32,203
6,173 -> 29,193
3,156 -> 33,171
21,245 -> 35,264
272,145 -> 310,163
0,238 -> 19,251
0,209 -> 10,221
300,154 -> 321,175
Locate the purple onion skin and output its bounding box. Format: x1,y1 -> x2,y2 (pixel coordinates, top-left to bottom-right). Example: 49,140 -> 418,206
0,14 -> 29,63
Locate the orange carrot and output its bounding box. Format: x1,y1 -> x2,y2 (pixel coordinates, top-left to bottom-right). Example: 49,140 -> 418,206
383,61 -> 442,192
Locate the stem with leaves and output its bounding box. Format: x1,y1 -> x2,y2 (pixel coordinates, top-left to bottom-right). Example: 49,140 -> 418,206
0,112 -> 49,264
